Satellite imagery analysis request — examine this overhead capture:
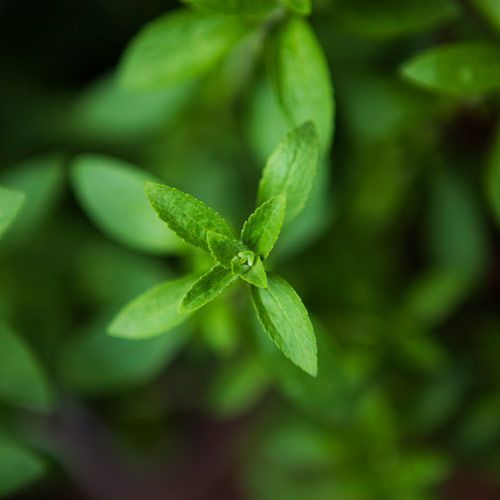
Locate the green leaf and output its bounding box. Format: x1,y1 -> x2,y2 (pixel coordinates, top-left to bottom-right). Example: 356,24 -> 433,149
145,181 -> 233,252
0,155 -> 64,246
242,194 -> 286,258
181,265 -> 237,313
0,436 -> 45,497
120,9 -> 248,90
487,122 -> 500,228
269,18 -> 334,151
0,321 -> 53,411
207,231 -> 248,268
472,0 -> 500,32
187,0 -> 277,16
239,257 -> 268,288
251,275 -> 317,376
284,0 -> 312,15
333,0 -> 460,39
401,41 -> 500,97
207,355 -> 269,418
108,275 -> 198,339
71,155 -> 180,254
0,187 -> 25,240
60,314 -> 190,395
257,122 -> 319,224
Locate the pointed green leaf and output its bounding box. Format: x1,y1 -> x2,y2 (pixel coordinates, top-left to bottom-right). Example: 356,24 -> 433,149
0,436 -> 45,497
60,314 -> 190,395
181,265 -> 237,313
120,9 -> 248,90
251,275 -> 317,376
333,0 -> 460,39
187,0 -> 277,16
239,257 -> 268,288
146,182 -> 233,252
207,231 -> 248,268
269,18 -> 334,151
0,322 -> 53,411
0,187 -> 25,240
108,275 -> 198,339
257,122 -> 319,224
71,155 -> 180,254
473,0 -> 500,32
0,155 -> 64,246
242,194 -> 286,258
401,42 -> 500,97
284,0 -> 312,15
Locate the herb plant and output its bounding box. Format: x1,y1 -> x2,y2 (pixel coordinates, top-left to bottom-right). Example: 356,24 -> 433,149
1,0 -> 500,498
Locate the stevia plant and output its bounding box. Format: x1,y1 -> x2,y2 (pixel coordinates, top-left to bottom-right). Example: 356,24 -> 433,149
110,121 -> 320,376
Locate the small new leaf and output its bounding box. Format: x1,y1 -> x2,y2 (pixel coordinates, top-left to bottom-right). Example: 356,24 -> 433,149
242,194 -> 286,259
251,275 -> 317,376
146,182 -> 233,252
181,265 -> 237,313
207,231 -> 248,268
109,275 -> 198,339
257,122 -> 319,224
240,257 -> 268,288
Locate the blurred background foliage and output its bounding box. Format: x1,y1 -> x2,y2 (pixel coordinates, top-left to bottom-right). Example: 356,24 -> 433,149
0,0 -> 500,498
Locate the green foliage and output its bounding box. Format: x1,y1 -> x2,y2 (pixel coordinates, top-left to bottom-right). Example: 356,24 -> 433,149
269,19 -> 334,151
108,275 -> 198,339
120,10 -> 248,90
71,155 -> 180,254
252,275 -> 317,376
0,186 -> 25,240
333,0 -> 460,39
0,321 -> 52,411
187,0 -> 277,16
146,181 -> 233,252
3,0 -> 500,497
0,436 -> 45,497
257,121 -> 319,223
401,41 -> 500,96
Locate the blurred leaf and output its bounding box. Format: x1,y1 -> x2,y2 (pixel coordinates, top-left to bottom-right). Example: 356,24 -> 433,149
75,241 -> 171,306
108,275 -> 198,339
257,122 -> 320,224
333,0 -> 460,39
187,0 -> 277,16
0,186 -> 25,240
181,265 -> 237,312
0,321 -> 52,411
120,9 -> 248,90
486,122 -> 500,227
269,18 -> 334,151
427,167 -> 488,279
146,181 -> 233,252
70,73 -> 195,142
207,355 -> 269,418
242,195 -> 286,258
0,155 -> 64,246
472,0 -> 500,32
0,435 -> 45,497
251,275 -> 317,376
403,268 -> 470,326
60,314 -> 190,395
284,0 -> 312,16
401,41 -> 500,96
200,299 -> 239,356
71,155 -> 180,254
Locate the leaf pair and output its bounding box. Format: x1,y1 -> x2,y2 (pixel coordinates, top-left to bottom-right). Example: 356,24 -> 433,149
110,122 -> 320,375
